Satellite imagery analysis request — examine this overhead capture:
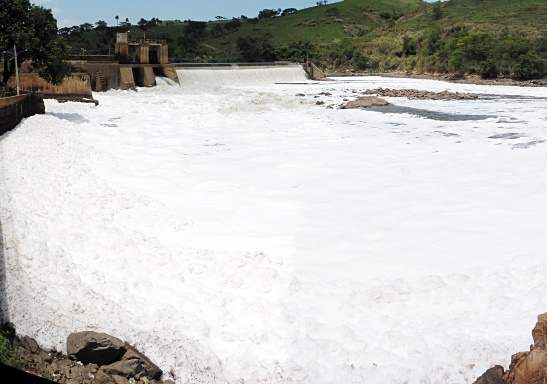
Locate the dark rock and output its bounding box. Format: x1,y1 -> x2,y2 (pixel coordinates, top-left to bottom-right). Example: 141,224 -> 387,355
91,369 -> 112,384
67,331 -> 127,365
122,345 -> 163,380
101,359 -> 144,378
340,96 -> 389,109
2,322 -> 16,335
71,364 -> 94,380
112,375 -> 130,384
21,335 -> 40,353
295,93 -> 305,97
472,365 -> 505,384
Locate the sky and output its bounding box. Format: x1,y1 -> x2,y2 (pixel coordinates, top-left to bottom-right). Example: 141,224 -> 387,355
32,0 -> 438,28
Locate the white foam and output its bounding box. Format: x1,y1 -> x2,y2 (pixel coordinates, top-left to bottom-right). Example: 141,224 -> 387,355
1,74 -> 547,383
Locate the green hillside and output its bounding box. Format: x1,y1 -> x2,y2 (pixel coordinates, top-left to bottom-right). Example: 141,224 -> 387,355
61,0 -> 547,79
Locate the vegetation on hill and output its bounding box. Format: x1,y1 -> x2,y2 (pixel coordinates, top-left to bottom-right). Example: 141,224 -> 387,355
59,0 -> 546,79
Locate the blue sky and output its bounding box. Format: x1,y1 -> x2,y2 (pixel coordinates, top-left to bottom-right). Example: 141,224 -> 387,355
32,0 -> 438,28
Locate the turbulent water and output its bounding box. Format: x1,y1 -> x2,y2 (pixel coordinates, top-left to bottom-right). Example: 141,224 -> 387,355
1,67 -> 547,384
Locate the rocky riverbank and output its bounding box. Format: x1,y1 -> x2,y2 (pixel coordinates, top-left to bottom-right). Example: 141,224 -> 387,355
473,312 -> 547,384
3,324 -> 174,384
326,71 -> 547,87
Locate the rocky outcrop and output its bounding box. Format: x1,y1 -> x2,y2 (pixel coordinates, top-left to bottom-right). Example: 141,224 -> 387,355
67,331 -> 127,366
9,327 -> 169,384
340,96 -> 389,109
473,365 -> 505,384
473,313 -> 547,384
362,87 -> 478,100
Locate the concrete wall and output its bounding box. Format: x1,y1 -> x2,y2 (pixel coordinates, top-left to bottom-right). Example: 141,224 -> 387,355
159,45 -> 169,65
7,73 -> 92,99
0,93 -> 45,136
76,63 -> 178,91
137,67 -> 156,87
136,45 -> 150,64
119,67 -> 136,90
83,63 -> 122,91
160,66 -> 179,83
305,61 -> 326,80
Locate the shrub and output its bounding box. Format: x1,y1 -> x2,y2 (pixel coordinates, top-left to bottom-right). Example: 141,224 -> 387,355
0,332 -> 21,369
448,50 -> 465,73
513,51 -> 546,79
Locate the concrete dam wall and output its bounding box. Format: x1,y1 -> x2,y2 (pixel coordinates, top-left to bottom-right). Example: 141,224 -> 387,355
0,93 -> 45,136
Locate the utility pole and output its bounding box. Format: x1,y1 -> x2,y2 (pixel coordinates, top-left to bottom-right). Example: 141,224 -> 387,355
14,45 -> 20,95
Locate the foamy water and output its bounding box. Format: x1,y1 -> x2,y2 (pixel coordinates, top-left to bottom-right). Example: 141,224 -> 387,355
1,68 -> 547,383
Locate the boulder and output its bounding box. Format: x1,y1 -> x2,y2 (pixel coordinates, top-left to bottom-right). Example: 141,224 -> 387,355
91,369 -> 113,384
532,313 -> 547,349
341,96 -> 389,109
112,375 -> 131,384
67,331 -> 127,365
101,359 -> 144,378
504,349 -> 547,384
122,346 -> 163,380
21,335 -> 40,353
472,365 -> 505,384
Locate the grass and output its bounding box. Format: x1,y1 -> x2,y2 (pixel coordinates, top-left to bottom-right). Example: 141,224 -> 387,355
0,331 -> 21,369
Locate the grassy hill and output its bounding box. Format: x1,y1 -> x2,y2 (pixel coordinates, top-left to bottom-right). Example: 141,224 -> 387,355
61,0 -> 547,79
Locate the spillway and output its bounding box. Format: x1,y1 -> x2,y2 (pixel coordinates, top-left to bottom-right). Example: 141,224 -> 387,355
175,65 -> 309,86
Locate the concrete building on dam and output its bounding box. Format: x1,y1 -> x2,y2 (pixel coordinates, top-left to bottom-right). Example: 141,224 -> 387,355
77,33 -> 179,91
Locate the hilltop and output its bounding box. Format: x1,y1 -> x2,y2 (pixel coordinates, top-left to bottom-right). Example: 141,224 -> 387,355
60,0 -> 547,79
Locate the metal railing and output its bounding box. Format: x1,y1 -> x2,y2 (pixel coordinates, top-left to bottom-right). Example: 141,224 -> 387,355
128,38 -> 167,45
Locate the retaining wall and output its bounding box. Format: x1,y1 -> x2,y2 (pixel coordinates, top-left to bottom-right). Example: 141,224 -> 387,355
0,93 -> 45,136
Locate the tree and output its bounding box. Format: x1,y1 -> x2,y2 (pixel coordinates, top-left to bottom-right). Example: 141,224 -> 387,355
115,15 -> 119,26
281,8 -> 298,16
138,18 -> 148,29
431,3 -> 443,20
1,0 -> 71,86
95,20 -> 108,29
236,35 -> 277,61
79,23 -> 94,32
184,20 -> 207,38
225,18 -> 242,31
258,9 -> 280,19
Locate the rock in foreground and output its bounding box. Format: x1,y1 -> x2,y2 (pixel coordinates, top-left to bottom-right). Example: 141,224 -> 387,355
473,312 -> 547,384
10,328 -> 167,383
340,96 -> 389,109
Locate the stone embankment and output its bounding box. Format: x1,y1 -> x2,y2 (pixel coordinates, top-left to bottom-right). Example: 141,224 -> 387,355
473,312 -> 547,384
327,71 -> 547,87
362,87 -> 478,100
6,326 -> 174,384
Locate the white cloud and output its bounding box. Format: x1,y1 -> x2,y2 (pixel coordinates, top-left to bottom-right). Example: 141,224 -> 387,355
58,18 -> 77,28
